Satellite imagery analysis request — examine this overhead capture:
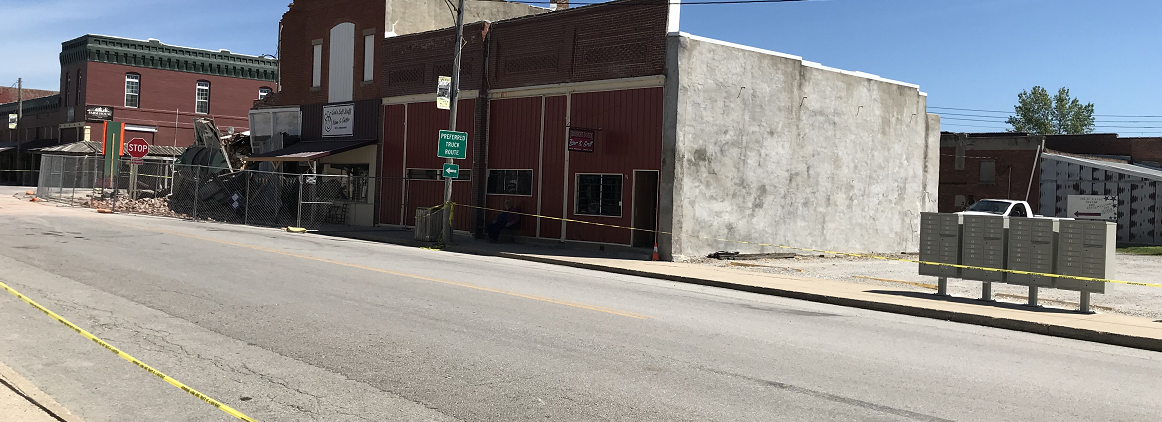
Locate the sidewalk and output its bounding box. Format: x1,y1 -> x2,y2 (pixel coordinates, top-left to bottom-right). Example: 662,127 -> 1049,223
0,361 -> 81,422
321,227 -> 1162,353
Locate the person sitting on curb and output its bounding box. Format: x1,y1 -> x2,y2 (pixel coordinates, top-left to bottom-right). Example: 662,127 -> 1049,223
487,200 -> 521,243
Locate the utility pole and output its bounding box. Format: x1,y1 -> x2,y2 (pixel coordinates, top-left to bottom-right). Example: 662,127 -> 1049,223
16,78 -> 22,176
443,0 -> 466,246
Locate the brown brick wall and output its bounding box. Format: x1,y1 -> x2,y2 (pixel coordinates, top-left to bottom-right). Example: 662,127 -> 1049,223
378,0 -> 668,98
276,0 -> 385,106
489,0 -> 668,90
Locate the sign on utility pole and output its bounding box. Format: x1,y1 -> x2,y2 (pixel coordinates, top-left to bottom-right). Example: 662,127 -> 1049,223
442,0 -> 467,245
436,76 -> 452,110
443,163 -> 460,179
437,130 -> 467,159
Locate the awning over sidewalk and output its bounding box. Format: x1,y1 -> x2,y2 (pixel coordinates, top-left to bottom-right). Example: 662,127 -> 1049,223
29,141 -> 185,157
244,139 -> 376,162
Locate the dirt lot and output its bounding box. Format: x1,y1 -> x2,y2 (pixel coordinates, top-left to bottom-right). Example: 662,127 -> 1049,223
686,253 -> 1162,320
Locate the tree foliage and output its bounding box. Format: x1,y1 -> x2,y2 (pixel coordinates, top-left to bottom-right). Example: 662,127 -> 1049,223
1006,86 -> 1095,135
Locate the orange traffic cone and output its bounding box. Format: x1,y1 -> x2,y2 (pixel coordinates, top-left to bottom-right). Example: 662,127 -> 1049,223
651,242 -> 660,261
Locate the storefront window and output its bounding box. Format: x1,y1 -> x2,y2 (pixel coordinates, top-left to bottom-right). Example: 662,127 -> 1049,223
487,170 -> 533,196
576,174 -> 622,216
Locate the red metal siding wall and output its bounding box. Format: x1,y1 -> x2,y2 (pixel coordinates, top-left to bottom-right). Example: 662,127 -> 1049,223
538,95 -> 567,239
485,96 -> 543,237
401,99 -> 477,231
380,104 -> 407,224
563,87 -> 664,244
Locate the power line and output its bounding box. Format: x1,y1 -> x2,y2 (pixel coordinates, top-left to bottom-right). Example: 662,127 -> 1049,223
940,116 -> 1162,127
930,106 -> 1162,119
526,0 -> 810,5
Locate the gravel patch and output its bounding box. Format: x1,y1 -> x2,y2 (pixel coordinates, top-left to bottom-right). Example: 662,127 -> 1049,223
685,253 -> 1162,320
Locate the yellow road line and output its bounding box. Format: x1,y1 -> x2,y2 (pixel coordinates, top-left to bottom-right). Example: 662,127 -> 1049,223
0,280 -> 259,422
119,223 -> 654,320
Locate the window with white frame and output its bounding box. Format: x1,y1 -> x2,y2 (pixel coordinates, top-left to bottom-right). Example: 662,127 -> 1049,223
312,43 -> 323,87
363,33 -> 375,81
259,87 -> 272,100
487,170 -> 533,196
406,168 -> 471,181
195,81 -> 210,114
576,174 -> 622,216
124,73 -> 140,108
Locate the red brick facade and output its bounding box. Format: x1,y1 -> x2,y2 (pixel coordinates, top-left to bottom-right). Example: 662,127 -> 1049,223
274,0 -> 386,106
938,132 -> 1162,214
80,62 -> 269,147
1,35 -> 275,149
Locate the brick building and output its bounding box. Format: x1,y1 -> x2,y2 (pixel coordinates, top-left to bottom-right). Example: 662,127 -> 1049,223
938,132 -> 1162,214
0,34 -> 277,183
258,0 -> 939,257
0,87 -> 57,104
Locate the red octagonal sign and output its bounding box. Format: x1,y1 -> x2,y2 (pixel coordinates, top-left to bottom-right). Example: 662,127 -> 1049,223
126,138 -> 150,159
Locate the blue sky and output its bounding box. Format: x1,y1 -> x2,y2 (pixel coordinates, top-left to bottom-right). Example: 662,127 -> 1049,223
2,0 -> 1160,134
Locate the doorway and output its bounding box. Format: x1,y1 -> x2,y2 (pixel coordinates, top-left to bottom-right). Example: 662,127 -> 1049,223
632,170 -> 659,248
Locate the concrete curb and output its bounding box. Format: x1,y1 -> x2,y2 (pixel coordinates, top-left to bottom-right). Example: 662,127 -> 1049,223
317,232 -> 1162,353
0,360 -> 84,422
488,252 -> 1162,353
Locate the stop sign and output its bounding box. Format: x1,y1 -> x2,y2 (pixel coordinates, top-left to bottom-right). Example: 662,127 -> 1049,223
126,138 -> 149,158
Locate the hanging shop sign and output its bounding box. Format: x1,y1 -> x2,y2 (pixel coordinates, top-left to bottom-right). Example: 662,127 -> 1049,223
85,105 -> 114,122
323,103 -> 354,137
568,128 -> 596,153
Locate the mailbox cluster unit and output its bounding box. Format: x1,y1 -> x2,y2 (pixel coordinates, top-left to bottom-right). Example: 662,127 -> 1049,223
918,213 -> 1116,295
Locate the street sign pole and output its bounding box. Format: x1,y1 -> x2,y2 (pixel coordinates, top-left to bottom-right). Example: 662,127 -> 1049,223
444,0 -> 466,245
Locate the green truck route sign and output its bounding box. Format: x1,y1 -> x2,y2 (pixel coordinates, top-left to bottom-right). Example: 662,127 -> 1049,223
437,130 -> 468,159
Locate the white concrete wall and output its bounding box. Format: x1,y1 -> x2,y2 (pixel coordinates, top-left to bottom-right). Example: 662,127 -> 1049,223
385,0 -> 547,37
661,33 -> 939,259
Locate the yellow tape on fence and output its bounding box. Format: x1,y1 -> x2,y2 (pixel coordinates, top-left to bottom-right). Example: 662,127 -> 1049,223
452,202 -> 1162,289
0,280 -> 259,422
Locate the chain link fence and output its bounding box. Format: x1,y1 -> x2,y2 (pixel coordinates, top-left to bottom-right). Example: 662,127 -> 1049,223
36,154 -> 397,231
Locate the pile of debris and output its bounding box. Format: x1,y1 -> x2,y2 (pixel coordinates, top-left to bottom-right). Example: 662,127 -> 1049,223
84,195 -> 186,219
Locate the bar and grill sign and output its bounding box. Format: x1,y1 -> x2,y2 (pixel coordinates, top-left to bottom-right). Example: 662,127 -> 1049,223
568,128 -> 595,152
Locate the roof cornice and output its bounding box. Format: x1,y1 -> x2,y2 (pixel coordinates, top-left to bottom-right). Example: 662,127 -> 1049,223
60,35 -> 278,82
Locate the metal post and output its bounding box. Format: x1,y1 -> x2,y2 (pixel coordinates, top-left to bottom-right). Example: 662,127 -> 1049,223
111,160 -> 118,213
1080,292 -> 1092,313
1028,286 -> 1039,307
297,173 -> 304,228
981,281 -> 993,301
192,172 -> 199,220
16,78 -> 22,180
443,0 -> 467,246
937,277 -> 948,296
244,172 -> 250,226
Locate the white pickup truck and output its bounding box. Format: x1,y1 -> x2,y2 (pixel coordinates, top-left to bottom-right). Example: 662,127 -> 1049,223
958,199 -> 1035,218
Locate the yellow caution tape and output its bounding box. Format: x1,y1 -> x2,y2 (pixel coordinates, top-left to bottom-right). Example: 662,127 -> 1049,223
453,202 -> 1162,289
0,280 -> 259,422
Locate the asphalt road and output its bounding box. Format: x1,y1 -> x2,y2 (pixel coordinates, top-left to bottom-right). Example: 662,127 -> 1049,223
1,189 -> 1161,421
